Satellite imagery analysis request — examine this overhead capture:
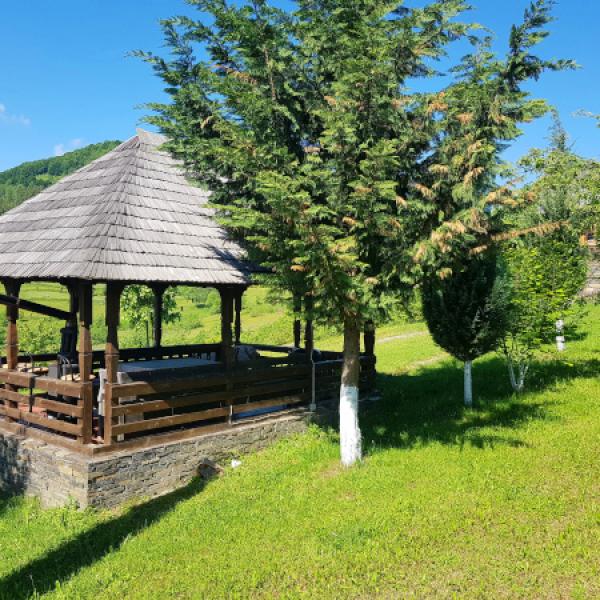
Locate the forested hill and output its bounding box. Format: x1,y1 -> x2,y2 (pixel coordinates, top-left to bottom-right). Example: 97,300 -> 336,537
0,140 -> 121,214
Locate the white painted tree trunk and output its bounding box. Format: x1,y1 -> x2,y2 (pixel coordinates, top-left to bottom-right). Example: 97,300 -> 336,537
340,383 -> 361,466
556,318 -> 565,352
464,360 -> 473,407
340,319 -> 362,466
507,358 -> 528,393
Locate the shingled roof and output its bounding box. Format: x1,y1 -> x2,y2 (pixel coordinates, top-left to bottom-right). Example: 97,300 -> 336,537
0,129 -> 252,286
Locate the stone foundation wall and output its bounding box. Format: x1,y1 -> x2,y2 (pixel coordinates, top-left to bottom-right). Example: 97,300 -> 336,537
0,412 -> 311,509
0,432 -> 89,507
87,414 -> 310,509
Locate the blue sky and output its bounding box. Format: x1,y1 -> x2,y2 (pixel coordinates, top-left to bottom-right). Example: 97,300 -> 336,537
1,0 -> 599,172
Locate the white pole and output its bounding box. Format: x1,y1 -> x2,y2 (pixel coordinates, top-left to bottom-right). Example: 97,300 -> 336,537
340,383 -> 361,466
555,319 -> 566,352
464,360 -> 473,407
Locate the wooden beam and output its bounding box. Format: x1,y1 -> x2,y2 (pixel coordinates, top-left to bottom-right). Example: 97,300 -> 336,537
152,284 -> 167,348
0,293 -> 73,321
3,280 -> 22,423
78,281 -> 93,444
364,320 -> 375,357
304,294 -> 314,358
104,282 -> 125,445
234,289 -> 244,345
152,284 -> 168,348
105,283 -> 124,384
293,294 -> 302,348
66,281 -> 79,327
219,287 -> 235,368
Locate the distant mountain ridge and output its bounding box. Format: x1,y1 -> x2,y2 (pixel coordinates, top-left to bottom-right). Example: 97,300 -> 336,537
0,140 -> 121,215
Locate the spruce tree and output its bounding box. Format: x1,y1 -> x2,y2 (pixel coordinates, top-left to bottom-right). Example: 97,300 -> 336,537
422,253 -> 507,406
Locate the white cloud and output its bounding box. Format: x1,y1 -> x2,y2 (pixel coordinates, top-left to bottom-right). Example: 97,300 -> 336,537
54,138 -> 85,157
0,102 -> 31,126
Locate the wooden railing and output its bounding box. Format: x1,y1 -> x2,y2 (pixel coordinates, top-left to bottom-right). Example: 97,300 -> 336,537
0,343 -> 223,445
93,343 -> 222,371
0,369 -> 88,441
315,356 -> 376,402
1,343 -> 222,373
103,357 -> 311,445
0,342 -> 377,450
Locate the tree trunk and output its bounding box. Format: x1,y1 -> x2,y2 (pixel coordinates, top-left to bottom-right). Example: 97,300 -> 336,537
340,318 -> 362,466
507,358 -> 528,393
464,360 -> 473,407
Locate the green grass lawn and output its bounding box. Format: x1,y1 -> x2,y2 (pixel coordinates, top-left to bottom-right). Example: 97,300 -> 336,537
0,299 -> 599,598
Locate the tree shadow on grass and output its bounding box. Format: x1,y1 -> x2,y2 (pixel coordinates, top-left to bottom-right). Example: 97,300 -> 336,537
359,355 -> 600,453
0,479 -> 206,600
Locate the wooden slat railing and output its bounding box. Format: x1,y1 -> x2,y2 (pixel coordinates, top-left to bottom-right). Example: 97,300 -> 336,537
104,358 -> 311,445
7,343 -> 222,371
0,345 -> 378,449
0,369 -> 85,440
314,356 -> 376,402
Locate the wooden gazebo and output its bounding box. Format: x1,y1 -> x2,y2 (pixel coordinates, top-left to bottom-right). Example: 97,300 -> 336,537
0,130 -> 375,454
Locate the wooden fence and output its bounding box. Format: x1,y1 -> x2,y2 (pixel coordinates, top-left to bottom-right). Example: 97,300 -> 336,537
0,343 -> 376,451
104,357 -> 311,444
0,369 -> 89,441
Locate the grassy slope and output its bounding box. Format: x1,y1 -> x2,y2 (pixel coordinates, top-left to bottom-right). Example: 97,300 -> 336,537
0,301 -> 599,598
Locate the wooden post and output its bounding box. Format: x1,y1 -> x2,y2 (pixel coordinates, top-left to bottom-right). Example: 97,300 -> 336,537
219,287 -> 235,368
152,284 -> 167,348
78,281 -> 93,444
364,320 -> 375,357
104,282 -> 124,444
66,281 -> 79,327
3,280 -> 22,421
4,280 -> 21,370
293,294 -> 302,348
304,295 -> 314,359
219,287 -> 236,425
364,320 -> 377,397
234,289 -> 244,345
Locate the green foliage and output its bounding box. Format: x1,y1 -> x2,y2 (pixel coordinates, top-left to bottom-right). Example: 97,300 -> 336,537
517,113 -> 600,232
411,0 -> 575,277
178,287 -> 221,314
135,0 -> 467,327
422,253 -> 508,363
0,141 -> 121,214
500,115 -> 596,391
500,230 -> 587,393
18,318 -> 62,355
502,232 -> 587,355
121,286 -> 182,347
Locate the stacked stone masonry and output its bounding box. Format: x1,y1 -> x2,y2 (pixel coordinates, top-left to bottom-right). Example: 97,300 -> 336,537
0,412 -> 312,509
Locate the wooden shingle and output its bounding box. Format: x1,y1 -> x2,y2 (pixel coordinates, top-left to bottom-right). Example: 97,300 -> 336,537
0,129 -> 254,286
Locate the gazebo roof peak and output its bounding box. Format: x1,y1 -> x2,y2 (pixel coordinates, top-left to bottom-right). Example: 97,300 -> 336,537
0,129 -> 252,286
